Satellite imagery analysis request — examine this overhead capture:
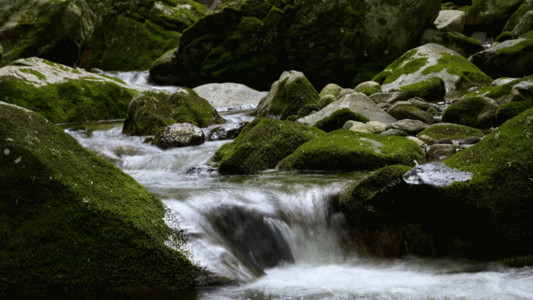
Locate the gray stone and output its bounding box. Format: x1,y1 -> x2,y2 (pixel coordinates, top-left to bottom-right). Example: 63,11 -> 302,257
380,128 -> 408,136
403,162 -> 472,187
427,144 -> 457,161
370,91 -> 409,104
434,10 -> 466,32
194,82 -> 267,109
156,123 -> 205,149
392,119 -> 429,134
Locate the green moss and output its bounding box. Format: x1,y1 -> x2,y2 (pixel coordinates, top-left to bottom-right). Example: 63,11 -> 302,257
314,108 -> 369,132
444,108 -> 533,257
339,164 -> 412,210
19,68 -> 47,80
269,73 -> 320,120
387,103 -> 435,124
212,118 -> 325,174
380,54 -> 429,85
399,77 -> 446,101
356,84 -> 382,96
279,130 -> 425,171
422,52 -> 492,88
123,89 -> 224,136
0,76 -> 137,124
417,124 -> 484,140
0,103 -> 197,295
442,96 -> 490,127
496,100 -> 533,124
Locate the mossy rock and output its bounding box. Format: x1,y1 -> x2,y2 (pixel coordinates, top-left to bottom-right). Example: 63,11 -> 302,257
496,99 -> 533,123
470,31 -> 533,79
212,118 -> 325,174
0,57 -> 137,124
149,0 -> 441,90
417,123 -> 484,140
355,81 -> 382,96
123,88 -> 225,136
0,102 -> 197,296
387,102 -> 436,124
420,29 -> 484,57
256,70 -> 320,120
314,108 -> 369,132
278,130 -> 425,172
443,96 -> 498,128
503,0 -> 533,37
319,83 -> 343,98
375,43 -> 492,93
466,0 -> 524,31
398,77 -> 446,101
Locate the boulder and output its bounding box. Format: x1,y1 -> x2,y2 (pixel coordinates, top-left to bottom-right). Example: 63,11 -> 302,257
337,108 -> 533,260
212,118 -> 324,174
373,43 -> 492,92
319,83 -> 343,98
314,108 -> 369,132
193,82 -> 267,109
466,0 -> 524,30
0,57 -> 136,123
122,89 -> 225,136
502,0 -> 533,38
391,119 -> 429,134
298,92 -> 397,127
155,123 -> 205,149
208,122 -> 248,141
387,102 -> 436,124
417,123 -> 484,141
278,130 -> 425,171
370,91 -> 409,104
0,102 -> 197,295
149,0 -> 441,90
420,29 -> 484,57
434,10 -> 466,32
470,31 -> 533,79
397,77 -> 446,101
426,143 -> 458,161
443,96 -> 499,128
355,81 -> 382,96
256,70 -> 320,119
0,0 -> 207,70
344,120 -> 388,134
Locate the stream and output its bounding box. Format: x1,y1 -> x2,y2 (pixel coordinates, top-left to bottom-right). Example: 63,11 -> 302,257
65,72 -> 533,299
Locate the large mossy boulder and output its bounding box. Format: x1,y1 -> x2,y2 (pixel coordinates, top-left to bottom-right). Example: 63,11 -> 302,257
417,123 -> 485,141
374,43 -> 492,93
443,95 -> 499,128
212,118 -> 325,174
470,31 -> 533,79
149,0 -> 441,90
337,108 -> 533,260
466,0 -> 524,32
501,0 -> 533,38
256,70 -> 320,119
278,130 -> 425,172
0,102 -> 197,295
0,0 -> 207,70
0,57 -> 136,123
122,88 -> 225,136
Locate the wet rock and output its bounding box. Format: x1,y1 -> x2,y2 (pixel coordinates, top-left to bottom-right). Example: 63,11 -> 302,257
208,122 -> 247,141
114,145 -> 138,157
155,123 -> 205,149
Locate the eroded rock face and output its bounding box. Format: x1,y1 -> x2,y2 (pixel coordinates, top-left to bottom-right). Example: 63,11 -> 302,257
149,0 -> 441,90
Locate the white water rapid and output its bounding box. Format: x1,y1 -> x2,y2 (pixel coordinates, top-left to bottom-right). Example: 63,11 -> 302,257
66,72 -> 533,300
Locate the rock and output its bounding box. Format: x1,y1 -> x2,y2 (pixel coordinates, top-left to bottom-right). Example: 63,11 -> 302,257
426,144 -> 458,161
466,0 -> 524,30
193,82 -> 267,109
149,0 -> 441,90
416,123 -> 484,141
443,96 -> 498,128
208,122 -> 247,141
122,89 -> 225,136
155,123 -> 205,149
314,108 -> 369,132
298,92 -> 397,127
406,136 -> 427,149
387,102 -> 436,124
355,81 -> 382,96
318,95 -> 337,109
319,83 -> 343,98
337,108 -> 533,260
0,57 -> 136,123
380,128 -> 408,136
420,29 -> 484,57
374,43 -> 492,92
434,10 -> 466,32
212,118 -> 324,174
256,70 -> 320,120
344,120 -> 388,134
278,130 -> 425,171
114,145 -> 138,157
391,119 -> 429,134
370,91 -> 409,104
397,77 -> 446,101
0,102 -> 197,295
470,31 -> 533,79
502,1 -> 533,38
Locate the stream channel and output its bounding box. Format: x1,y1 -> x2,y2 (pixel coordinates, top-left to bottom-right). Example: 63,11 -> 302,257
65,71 -> 533,299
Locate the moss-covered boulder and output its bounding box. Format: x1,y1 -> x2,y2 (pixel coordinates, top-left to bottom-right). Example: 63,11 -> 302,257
212,118 -> 325,174
420,29 -> 484,57
398,77 -> 446,101
256,70 -> 319,119
387,102 -> 436,124
0,0 -> 207,70
355,81 -> 382,96
123,88 -> 225,136
443,95 -> 499,128
0,57 -> 137,123
319,83 -> 343,98
337,108 -> 533,260
417,123 -> 485,141
298,92 -> 397,127
278,130 -> 425,172
314,108 -> 369,132
374,43 -> 492,93
470,31 -> 533,79
0,102 -> 197,296
149,0 -> 441,90
466,0 -> 524,32
501,0 -> 533,38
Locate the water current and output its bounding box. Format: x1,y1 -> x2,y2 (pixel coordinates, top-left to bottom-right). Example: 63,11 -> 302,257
65,72 -> 533,299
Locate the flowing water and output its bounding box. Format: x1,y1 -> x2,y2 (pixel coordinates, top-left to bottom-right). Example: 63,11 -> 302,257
66,72 -> 533,299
